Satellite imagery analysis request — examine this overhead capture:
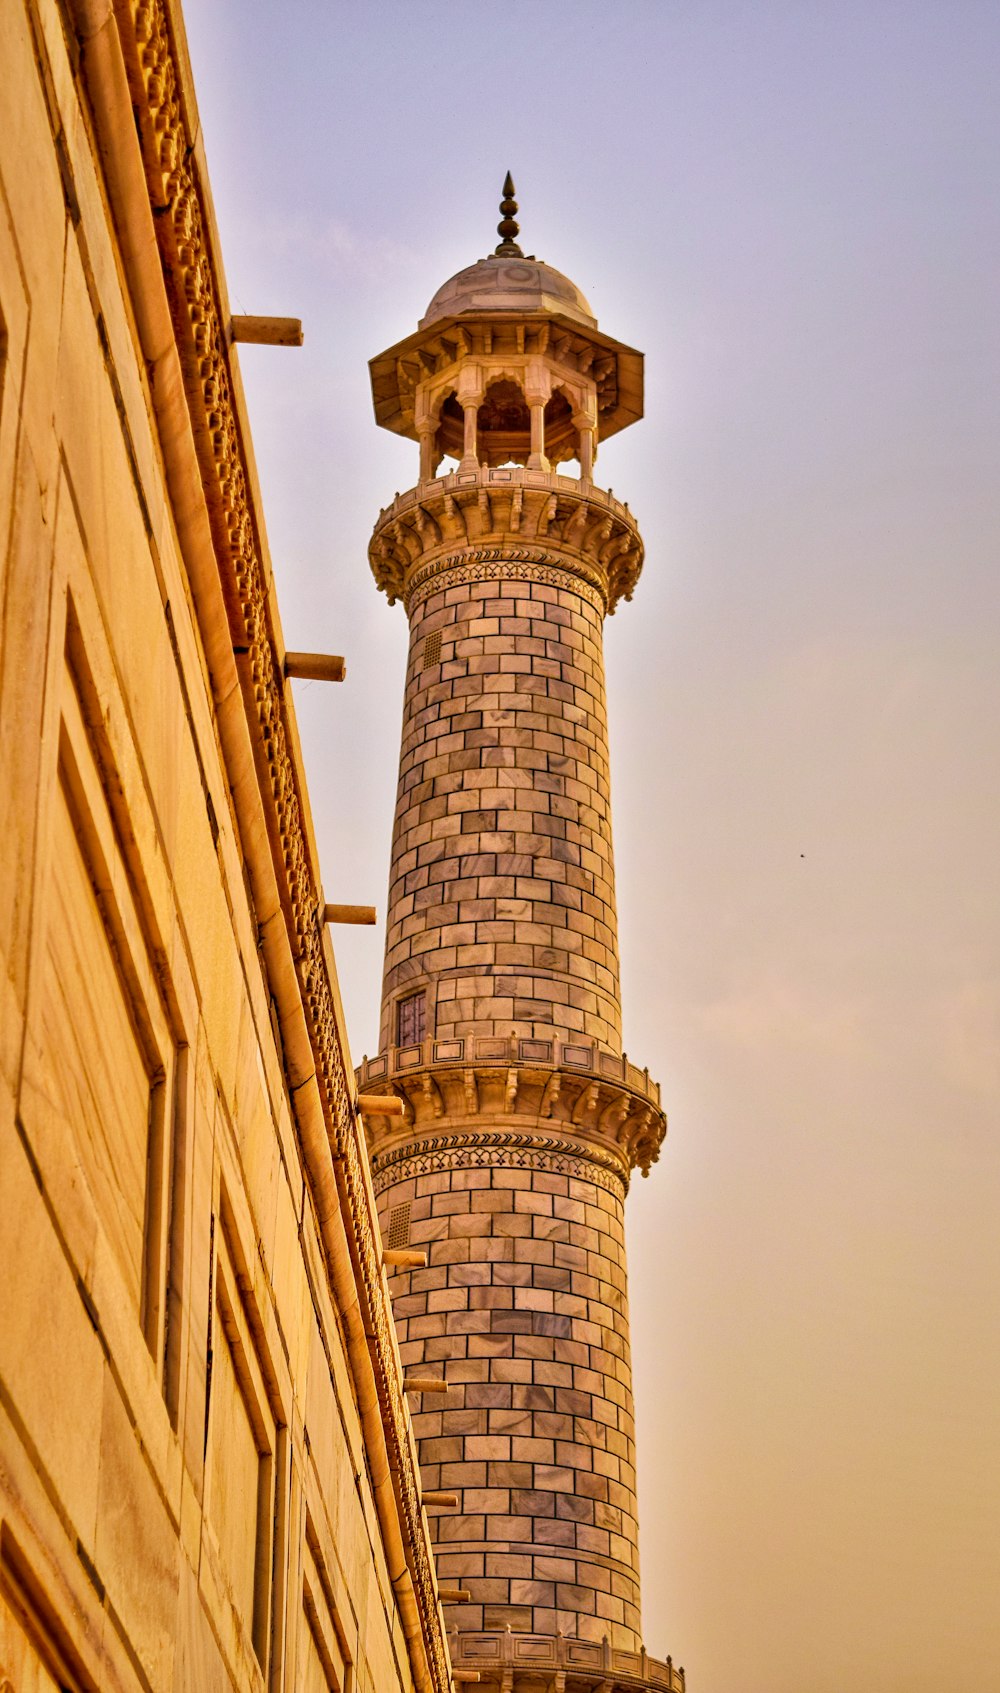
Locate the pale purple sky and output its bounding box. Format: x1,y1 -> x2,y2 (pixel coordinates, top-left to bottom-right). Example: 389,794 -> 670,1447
184,4 -> 1000,1688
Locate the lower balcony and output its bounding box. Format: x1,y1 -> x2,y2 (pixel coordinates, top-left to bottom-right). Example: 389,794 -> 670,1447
450,1629 -> 685,1693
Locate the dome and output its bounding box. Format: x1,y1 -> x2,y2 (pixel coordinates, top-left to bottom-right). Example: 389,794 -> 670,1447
419,254 -> 596,331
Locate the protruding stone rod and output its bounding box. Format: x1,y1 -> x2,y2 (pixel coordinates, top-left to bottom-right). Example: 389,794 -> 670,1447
285,651 -> 346,682
422,1491 -> 459,1508
404,1376 -> 451,1394
357,1093 -> 406,1116
438,1589 -> 472,1604
383,1248 -> 427,1268
323,903 -> 376,925
231,314 -> 303,346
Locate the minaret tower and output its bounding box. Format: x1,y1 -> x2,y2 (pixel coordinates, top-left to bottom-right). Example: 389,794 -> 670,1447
358,180 -> 679,1692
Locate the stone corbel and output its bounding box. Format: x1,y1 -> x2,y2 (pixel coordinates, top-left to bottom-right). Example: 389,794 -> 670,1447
536,493 -> 558,538
463,1069 -> 479,1114
392,1086 -> 415,1125
421,1073 -> 444,1118
505,1067 -> 519,1111
599,1094 -> 630,1138
601,530 -> 631,569
414,505 -> 441,544
564,502 -> 589,545
540,1072 -> 561,1118
443,494 -> 468,540
572,1080 -> 600,1126
622,1104 -> 652,1149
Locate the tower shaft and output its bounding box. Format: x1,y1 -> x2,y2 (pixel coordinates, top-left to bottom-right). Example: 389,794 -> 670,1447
361,209 -> 675,1686
380,482 -> 633,1057
361,471 -> 663,1650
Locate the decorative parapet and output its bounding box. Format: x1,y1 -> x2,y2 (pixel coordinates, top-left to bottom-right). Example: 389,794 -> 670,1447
360,1035 -> 661,1105
357,1037 -> 666,1186
449,1630 -> 685,1693
369,466 -> 644,614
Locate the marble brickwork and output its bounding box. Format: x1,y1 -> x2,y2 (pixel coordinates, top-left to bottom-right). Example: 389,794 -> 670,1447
386,1158 -> 641,1645
381,565 -> 621,1054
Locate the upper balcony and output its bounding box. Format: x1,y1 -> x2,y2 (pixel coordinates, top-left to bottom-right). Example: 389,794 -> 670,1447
369,463 -> 644,615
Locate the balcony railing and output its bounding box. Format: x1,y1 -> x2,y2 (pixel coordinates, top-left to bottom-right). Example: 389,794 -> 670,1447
357,1035 -> 661,1110
449,1629 -> 685,1692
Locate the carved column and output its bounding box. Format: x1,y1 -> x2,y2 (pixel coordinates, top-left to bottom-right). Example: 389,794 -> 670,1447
526,365 -> 552,472
458,366 -> 484,473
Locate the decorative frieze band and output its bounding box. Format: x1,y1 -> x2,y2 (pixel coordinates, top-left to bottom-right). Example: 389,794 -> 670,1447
371,1127 -> 629,1197
404,544 -> 606,616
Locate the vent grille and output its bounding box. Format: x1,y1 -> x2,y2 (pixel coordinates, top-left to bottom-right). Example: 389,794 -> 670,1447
387,1203 -> 411,1250
422,630 -> 442,669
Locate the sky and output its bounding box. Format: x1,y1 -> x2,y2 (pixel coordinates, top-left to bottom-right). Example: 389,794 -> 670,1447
181,5 -> 1000,1689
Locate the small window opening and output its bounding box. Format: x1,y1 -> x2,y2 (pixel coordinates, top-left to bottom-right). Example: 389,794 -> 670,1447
423,630 -> 442,669
397,990 -> 427,1047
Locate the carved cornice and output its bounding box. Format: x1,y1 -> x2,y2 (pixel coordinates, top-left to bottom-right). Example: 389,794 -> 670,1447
369,466 -> 644,615
359,1059 -> 667,1187
112,5 -> 449,1689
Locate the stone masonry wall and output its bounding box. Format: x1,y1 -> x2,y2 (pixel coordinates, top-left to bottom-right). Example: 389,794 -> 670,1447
380,1152 -> 642,1649
379,569 -> 622,1055
0,4 -> 439,1690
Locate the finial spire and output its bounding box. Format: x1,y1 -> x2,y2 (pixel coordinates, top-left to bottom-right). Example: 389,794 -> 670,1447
494,171 -> 523,257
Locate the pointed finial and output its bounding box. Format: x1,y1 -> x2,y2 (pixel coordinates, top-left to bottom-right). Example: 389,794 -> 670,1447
494,171 -> 523,257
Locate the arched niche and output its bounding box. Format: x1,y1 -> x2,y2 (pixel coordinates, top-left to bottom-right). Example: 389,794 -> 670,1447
478,377 -> 531,467
544,386 -> 581,467
434,388 -> 464,467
